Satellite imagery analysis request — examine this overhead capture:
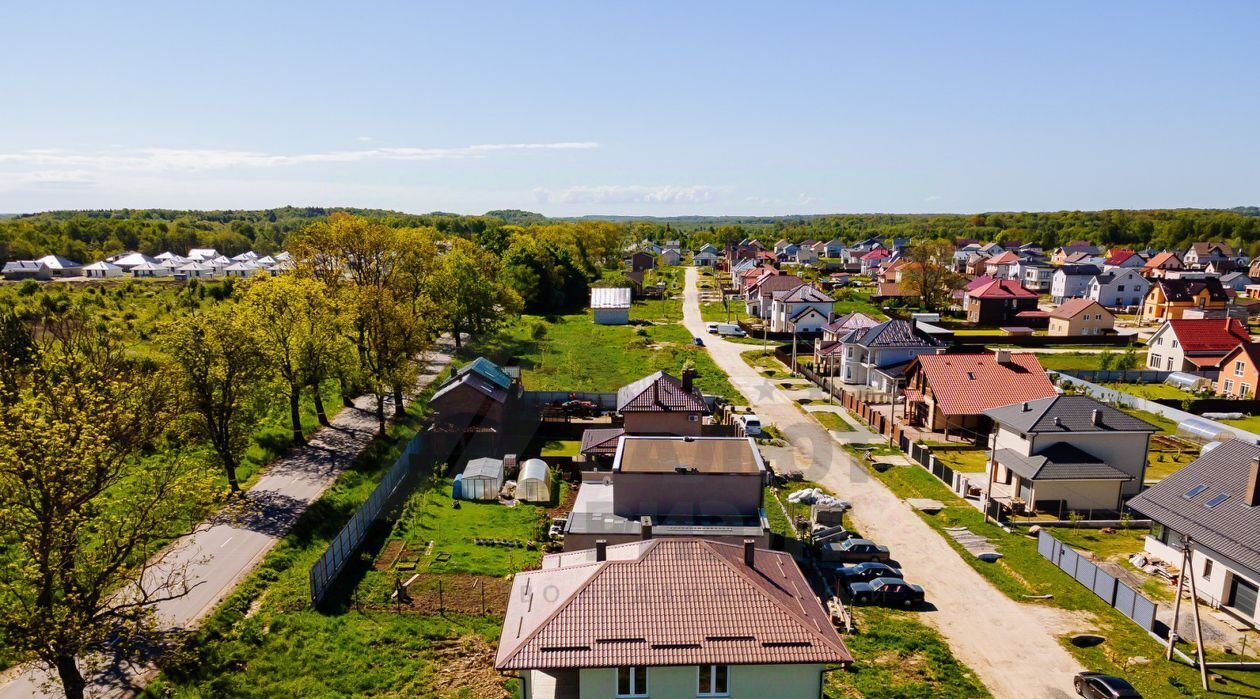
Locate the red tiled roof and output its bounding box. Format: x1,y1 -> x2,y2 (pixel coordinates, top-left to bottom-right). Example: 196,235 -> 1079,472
1142,251 -> 1182,270
968,279 -> 1039,300
1164,319 -> 1251,354
1105,250 -> 1139,265
860,248 -> 890,261
964,274 -> 996,291
908,352 -> 1057,416
495,539 -> 852,670
616,371 -> 708,413
1049,297 -> 1109,320
986,251 -> 1019,264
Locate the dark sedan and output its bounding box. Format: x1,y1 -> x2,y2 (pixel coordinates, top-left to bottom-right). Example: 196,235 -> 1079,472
846,577 -> 925,607
834,561 -> 903,583
1074,672 -> 1142,699
819,538 -> 891,563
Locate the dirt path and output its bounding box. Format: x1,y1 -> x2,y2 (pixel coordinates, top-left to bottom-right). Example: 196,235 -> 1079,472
684,267 -> 1082,699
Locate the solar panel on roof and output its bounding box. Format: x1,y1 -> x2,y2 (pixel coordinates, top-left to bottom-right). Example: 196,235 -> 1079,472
1205,494 -> 1230,508
1184,485 -> 1208,499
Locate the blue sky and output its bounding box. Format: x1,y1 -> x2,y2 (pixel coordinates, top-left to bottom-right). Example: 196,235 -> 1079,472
1,1 -> 1257,216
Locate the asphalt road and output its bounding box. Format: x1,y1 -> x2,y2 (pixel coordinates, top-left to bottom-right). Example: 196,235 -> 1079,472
0,340 -> 456,698
683,267 -> 1082,699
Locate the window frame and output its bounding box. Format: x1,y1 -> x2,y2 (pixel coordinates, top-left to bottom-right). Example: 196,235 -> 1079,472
697,664 -> 731,697
615,666 -> 648,698
1203,558 -> 1213,581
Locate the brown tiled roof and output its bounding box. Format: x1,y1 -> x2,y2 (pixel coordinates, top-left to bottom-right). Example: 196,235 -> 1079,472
968,279 -> 1039,300
986,251 -> 1019,264
1141,251 -> 1182,270
908,352 -> 1057,417
495,539 -> 852,670
616,371 -> 707,413
1049,297 -> 1110,320
579,428 -> 625,456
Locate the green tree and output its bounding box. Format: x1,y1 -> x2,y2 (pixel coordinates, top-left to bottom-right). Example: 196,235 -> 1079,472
163,305 -> 269,495
901,238 -> 963,312
429,237 -> 522,348
0,311 -> 215,699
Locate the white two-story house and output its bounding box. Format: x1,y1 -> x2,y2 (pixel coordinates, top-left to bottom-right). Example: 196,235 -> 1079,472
838,320 -> 943,392
768,285 -> 834,333
1050,264 -> 1102,304
1086,268 -> 1150,310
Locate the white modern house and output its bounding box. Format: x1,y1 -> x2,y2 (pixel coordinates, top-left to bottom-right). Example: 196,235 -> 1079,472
83,261 -> 124,278
1086,268 -> 1149,309
837,320 -> 943,392
1130,440 -> 1260,630
1020,263 -> 1054,292
768,285 -> 833,333
1050,264 -> 1103,304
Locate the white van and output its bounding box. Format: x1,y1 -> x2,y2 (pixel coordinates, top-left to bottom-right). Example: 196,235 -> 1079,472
736,414 -> 763,436
716,323 -> 747,338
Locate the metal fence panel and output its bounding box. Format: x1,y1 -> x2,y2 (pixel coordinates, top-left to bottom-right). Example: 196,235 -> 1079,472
1114,582 -> 1136,618
1131,592 -> 1158,631
1092,569 -> 1117,605
1074,559 -> 1097,589
1057,546 -> 1080,577
1037,530 -> 1057,559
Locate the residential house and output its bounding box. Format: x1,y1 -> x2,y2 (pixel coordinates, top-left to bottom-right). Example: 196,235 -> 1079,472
1103,249 -> 1145,271
224,261 -> 262,278
1021,263 -> 1054,292
838,320 -> 944,392
1184,242 -> 1234,270
129,261 -> 172,278
693,249 -> 719,267
1048,298 -> 1115,337
964,279 -> 1040,326
769,285 -> 834,333
903,350 -> 1058,438
823,239 -> 845,258
985,396 -> 1157,511
496,538 -> 853,697
1129,440 -> 1260,629
1087,268 -> 1150,310
231,251 -> 259,262
1206,259 -> 1242,276
964,252 -> 991,276
978,241 -> 1005,256
1142,277 -> 1229,322
428,356 -> 520,433
82,261 -> 124,278
626,251 -> 656,273
1141,251 -> 1184,279
615,370 -> 707,436
773,239 -> 796,255
563,436 -> 771,550
952,243 -> 981,271
174,261 -> 215,280
32,255 -> 83,277
984,251 -> 1021,280
745,274 -> 804,318
1051,243 -> 1101,265
590,287 -> 632,325
1145,318 -> 1250,373
794,245 -> 819,266
859,248 -> 890,275
1220,272 -> 1254,293
1062,250 -> 1105,266
109,252 -> 159,270
660,248 -> 681,266
1215,343 -> 1260,399
187,248 -> 219,261
1248,258 -> 1260,280
1,261 -> 51,280
814,312 -> 881,372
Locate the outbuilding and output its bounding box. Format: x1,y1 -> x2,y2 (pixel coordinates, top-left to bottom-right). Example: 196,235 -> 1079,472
590,286 -> 632,325
83,261 -> 124,278
517,458 -> 551,503
460,457 -> 505,500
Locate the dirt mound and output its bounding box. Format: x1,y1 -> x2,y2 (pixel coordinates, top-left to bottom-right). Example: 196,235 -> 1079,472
429,634 -> 511,698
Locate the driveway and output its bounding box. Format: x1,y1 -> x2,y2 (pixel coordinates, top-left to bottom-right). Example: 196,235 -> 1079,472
683,267 -> 1081,699
0,340 -> 457,698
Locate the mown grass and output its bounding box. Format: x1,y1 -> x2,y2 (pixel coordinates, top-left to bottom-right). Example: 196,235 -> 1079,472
473,310 -> 745,404
1108,382 -> 1198,401
810,410 -> 853,433
826,607 -> 992,699
1220,414 -> 1260,434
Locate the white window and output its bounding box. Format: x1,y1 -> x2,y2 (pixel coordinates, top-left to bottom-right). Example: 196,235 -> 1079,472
1166,356 -> 1174,371
1204,559 -> 1214,581
1172,340 -> 1179,348
1225,380 -> 1235,393
1244,384 -> 1252,398
1236,360 -> 1245,377
1150,353 -> 1161,367
617,667 -> 648,698
698,665 -> 730,697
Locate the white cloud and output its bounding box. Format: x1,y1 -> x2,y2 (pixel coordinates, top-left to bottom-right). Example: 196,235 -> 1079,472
535,184 -> 731,206
0,142 -> 600,173
0,169 -> 97,191
924,194 -> 944,202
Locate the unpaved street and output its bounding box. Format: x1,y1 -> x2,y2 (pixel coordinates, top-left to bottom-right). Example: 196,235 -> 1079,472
684,267 -> 1082,699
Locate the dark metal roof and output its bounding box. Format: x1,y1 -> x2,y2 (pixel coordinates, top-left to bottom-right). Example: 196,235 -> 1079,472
616,371 -> 707,413
984,395 -> 1159,434
994,444 -> 1133,481
852,320 -> 943,349
1128,440 -> 1260,573
1054,264 -> 1102,277
1153,277 -> 1228,303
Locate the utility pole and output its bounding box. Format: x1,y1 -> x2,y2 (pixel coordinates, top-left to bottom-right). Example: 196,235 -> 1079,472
1184,537 -> 1210,691
983,429 -> 998,525
791,322 -> 799,376
1166,537 -> 1190,661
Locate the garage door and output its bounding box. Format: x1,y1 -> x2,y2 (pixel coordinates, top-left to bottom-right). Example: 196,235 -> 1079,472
1228,575 -> 1258,619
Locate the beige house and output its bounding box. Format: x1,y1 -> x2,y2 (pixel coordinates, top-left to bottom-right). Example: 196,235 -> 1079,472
496,539 -> 853,698
983,396 -> 1157,514
1048,298 -> 1115,336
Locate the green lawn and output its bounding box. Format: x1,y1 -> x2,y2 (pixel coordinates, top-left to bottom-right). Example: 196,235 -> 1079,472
539,439 -> 581,458
742,349 -> 796,378
810,410 -> 852,432
826,607 -> 991,699
929,447 -> 990,473
699,298 -> 753,323
472,311 -> 744,404
1221,414 -> 1260,434
863,462 -> 1260,697
1108,382 -> 1197,401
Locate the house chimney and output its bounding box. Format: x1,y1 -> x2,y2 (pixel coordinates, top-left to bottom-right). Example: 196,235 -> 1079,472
1021,402 -> 1030,412
1091,409 -> 1102,427
595,539 -> 608,562
1247,458 -> 1260,507
994,349 -> 1012,364
681,367 -> 697,393
1053,416 -> 1062,428
640,516 -> 653,540
743,539 -> 756,567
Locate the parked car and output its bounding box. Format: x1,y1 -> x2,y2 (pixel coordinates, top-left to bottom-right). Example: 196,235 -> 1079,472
693,336 -> 705,347
734,413 -> 762,436
819,538 -> 891,563
846,577 -> 924,607
1074,672 -> 1142,699
706,322 -> 720,334
560,399 -> 599,417
833,561 -> 903,583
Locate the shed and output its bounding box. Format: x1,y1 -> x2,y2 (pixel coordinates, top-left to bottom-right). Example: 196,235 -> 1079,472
460,457 -> 505,500
590,287 -> 632,325
452,473 -> 464,500
517,458 -> 551,503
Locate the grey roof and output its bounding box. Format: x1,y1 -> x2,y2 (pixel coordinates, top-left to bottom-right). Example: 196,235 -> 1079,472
1055,264 -> 1102,277
851,320 -> 944,349
1128,440 -> 1260,573
984,396 -> 1159,434
463,457 -> 504,480
994,444 -> 1133,482
776,285 -> 834,303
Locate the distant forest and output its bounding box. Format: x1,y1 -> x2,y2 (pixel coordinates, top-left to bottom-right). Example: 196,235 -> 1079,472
2,205 -> 1260,264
